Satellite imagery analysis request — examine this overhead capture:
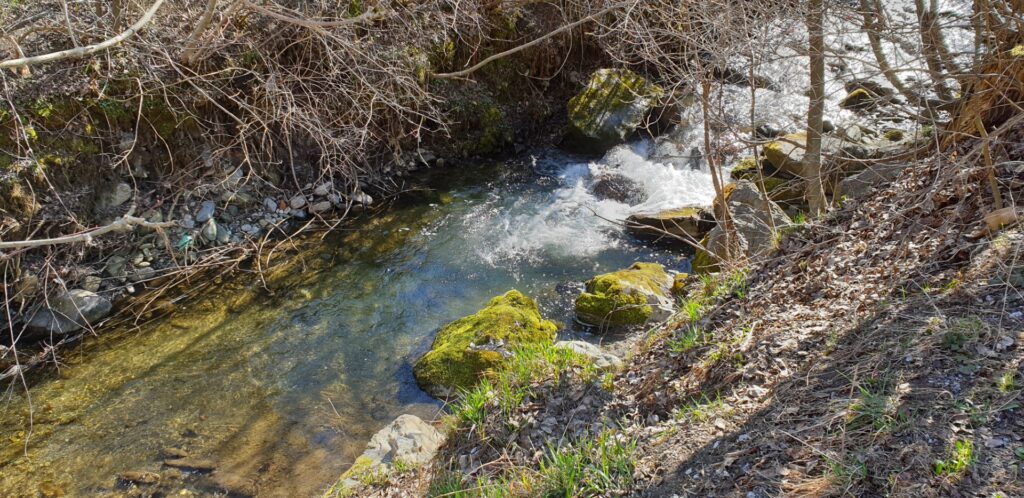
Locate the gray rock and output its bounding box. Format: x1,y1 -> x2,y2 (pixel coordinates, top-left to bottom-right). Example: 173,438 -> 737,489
104,255 -> 128,279
81,275 -> 103,292
706,180 -> 791,261
310,201 -> 332,214
313,182 -> 333,197
216,225 -> 231,245
352,190 -> 373,206
103,182 -> 133,208
129,267 -> 156,283
180,215 -> 196,230
195,200 -> 216,223
264,197 -> 279,212
835,163 -> 907,200
555,341 -> 623,371
26,289 -> 113,336
329,415 -> 445,493
200,219 -> 218,244
289,195 -> 307,210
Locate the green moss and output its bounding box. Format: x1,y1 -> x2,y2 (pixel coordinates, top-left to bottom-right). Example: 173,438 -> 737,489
840,88 -> 873,110
413,290 -> 557,396
574,263 -> 669,327
671,273 -> 690,297
691,237 -> 718,275
883,129 -> 904,141
730,157 -> 759,181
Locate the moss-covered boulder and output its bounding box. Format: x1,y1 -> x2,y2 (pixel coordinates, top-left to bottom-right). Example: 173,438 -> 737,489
763,133 -> 808,178
567,68 -> 665,151
413,290 -> 556,398
626,206 -> 714,244
574,263 -> 674,329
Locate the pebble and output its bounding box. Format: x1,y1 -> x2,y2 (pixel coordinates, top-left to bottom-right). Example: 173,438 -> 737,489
180,215 -> 196,230
310,201 -> 332,214
163,458 -> 216,472
119,471 -> 160,485
290,195 -> 307,209
264,197 -> 278,212
195,200 -> 216,223
82,275 -> 102,292
313,182 -> 333,197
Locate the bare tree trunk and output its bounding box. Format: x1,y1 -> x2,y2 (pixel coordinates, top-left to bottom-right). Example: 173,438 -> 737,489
181,0 -> 219,64
915,0 -> 953,102
804,0 -> 827,216
860,0 -> 925,107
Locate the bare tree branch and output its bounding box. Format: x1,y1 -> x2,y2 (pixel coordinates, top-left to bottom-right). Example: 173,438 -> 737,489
0,0 -> 166,69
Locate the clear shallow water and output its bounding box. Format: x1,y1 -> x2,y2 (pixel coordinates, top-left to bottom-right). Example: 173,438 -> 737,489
0,146 -> 711,498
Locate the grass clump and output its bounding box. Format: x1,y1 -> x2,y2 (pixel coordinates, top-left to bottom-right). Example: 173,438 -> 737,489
539,431 -> 637,497
934,439 -> 975,477
846,381 -> 906,433
447,342 -> 594,437
674,393 -> 731,423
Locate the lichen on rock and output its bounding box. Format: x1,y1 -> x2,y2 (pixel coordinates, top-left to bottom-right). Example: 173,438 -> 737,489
413,290 -> 557,398
574,262 -> 674,329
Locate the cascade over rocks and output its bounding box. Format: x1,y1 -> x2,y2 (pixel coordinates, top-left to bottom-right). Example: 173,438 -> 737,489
575,263 -> 675,328
413,290 -> 557,398
567,69 -> 667,152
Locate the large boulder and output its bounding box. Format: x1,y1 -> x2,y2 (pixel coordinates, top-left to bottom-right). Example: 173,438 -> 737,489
698,180 -> 791,273
413,291 -> 556,398
26,289 -> 112,336
575,263 -> 674,328
567,69 -> 666,151
626,207 -> 714,244
323,414 -> 445,497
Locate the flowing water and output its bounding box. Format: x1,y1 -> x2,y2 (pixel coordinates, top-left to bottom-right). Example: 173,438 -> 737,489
0,6 -> 979,494
0,144 -> 718,498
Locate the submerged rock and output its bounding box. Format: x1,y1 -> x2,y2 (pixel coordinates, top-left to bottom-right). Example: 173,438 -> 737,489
554,341 -> 623,371
26,289 -> 112,336
591,173 -> 647,204
567,68 -> 666,151
574,263 -> 674,329
324,414 -> 444,496
626,206 -> 714,244
413,290 -> 557,398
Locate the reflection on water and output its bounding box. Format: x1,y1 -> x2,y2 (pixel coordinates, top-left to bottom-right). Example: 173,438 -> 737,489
0,153 -> 702,497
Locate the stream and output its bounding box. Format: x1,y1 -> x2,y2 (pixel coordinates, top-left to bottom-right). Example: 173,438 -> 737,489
0,144 -> 718,498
